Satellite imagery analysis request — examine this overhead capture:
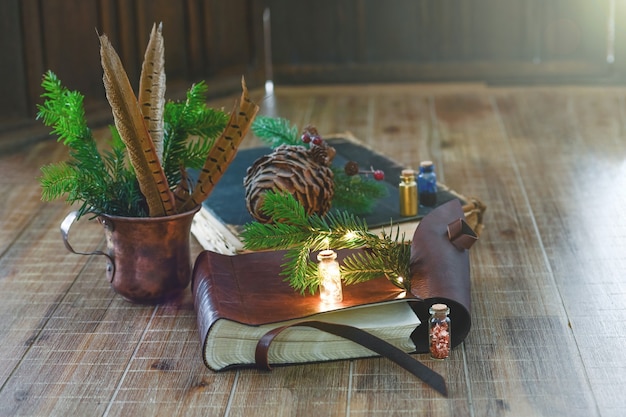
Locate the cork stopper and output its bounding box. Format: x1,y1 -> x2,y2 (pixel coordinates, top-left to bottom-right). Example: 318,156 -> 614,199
429,303 -> 450,316
400,169 -> 415,183
317,249 -> 337,261
420,160 -> 434,172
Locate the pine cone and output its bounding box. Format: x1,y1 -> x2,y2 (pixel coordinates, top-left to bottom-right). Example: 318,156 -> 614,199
244,144 -> 335,222
309,141 -> 336,166
344,160 -> 359,176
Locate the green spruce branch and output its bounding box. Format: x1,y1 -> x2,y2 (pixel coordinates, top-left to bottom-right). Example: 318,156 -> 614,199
38,71 -> 138,217
251,115 -> 300,147
331,167 -> 388,214
37,71 -> 228,219
240,191 -> 411,295
162,81 -> 228,187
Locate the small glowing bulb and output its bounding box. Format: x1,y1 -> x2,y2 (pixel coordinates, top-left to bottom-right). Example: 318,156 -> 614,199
343,230 -> 357,241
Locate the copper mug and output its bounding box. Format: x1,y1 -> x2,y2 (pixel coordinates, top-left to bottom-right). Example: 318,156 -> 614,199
60,206 -> 200,304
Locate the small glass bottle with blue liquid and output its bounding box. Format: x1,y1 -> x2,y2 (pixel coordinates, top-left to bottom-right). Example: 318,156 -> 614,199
418,160 -> 437,207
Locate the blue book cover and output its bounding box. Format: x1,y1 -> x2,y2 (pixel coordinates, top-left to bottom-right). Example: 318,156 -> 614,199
197,136 -> 464,231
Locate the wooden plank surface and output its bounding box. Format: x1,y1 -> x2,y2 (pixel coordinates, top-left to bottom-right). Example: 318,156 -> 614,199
1,82 -> 625,416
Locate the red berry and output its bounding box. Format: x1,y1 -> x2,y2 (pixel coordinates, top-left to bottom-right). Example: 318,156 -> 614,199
301,133 -> 311,143
373,170 -> 385,181
311,136 -> 323,146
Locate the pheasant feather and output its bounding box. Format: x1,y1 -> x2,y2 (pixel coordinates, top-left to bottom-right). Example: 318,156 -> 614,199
139,22 -> 166,161
173,166 -> 191,205
99,33 -> 176,217
181,77 -> 259,211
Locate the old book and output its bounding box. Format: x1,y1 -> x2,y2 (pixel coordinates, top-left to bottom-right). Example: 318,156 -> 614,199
192,199 -> 473,372
190,134 -> 485,254
193,249 -> 420,371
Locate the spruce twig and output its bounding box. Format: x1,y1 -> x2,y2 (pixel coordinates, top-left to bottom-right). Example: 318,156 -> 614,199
251,115 -> 300,147
162,81 -> 228,194
37,72 -> 230,219
37,71 -> 123,217
240,191 -> 411,294
38,25 -> 251,220
331,167 -> 388,214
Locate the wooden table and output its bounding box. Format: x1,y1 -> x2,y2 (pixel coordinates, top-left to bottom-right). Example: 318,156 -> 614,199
1,82 -> 624,416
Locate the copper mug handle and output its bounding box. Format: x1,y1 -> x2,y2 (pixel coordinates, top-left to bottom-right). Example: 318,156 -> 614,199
60,211 -> 115,280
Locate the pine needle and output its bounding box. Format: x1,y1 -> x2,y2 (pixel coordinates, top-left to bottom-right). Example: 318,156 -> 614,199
240,191 -> 412,294
251,115 -> 300,147
331,168 -> 388,214
39,162 -> 77,201
162,81 -> 228,190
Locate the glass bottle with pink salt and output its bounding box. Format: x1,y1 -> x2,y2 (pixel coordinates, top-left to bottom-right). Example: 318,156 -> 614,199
428,303 -> 451,359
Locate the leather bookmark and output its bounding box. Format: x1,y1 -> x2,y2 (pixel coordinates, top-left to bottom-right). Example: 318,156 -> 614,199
255,320 -> 448,397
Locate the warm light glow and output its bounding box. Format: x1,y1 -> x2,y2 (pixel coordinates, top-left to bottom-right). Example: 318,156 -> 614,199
343,230 -> 357,241
317,249 -> 343,304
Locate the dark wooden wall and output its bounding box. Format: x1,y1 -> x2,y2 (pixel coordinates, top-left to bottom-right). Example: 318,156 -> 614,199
1,0 -> 625,150
266,0 -> 625,84
0,0 -> 265,148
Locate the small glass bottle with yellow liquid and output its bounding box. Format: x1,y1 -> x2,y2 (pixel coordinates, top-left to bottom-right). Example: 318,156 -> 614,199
399,169 -> 418,217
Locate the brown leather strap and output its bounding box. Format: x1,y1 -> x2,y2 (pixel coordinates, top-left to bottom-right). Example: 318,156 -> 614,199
255,320 -> 447,397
